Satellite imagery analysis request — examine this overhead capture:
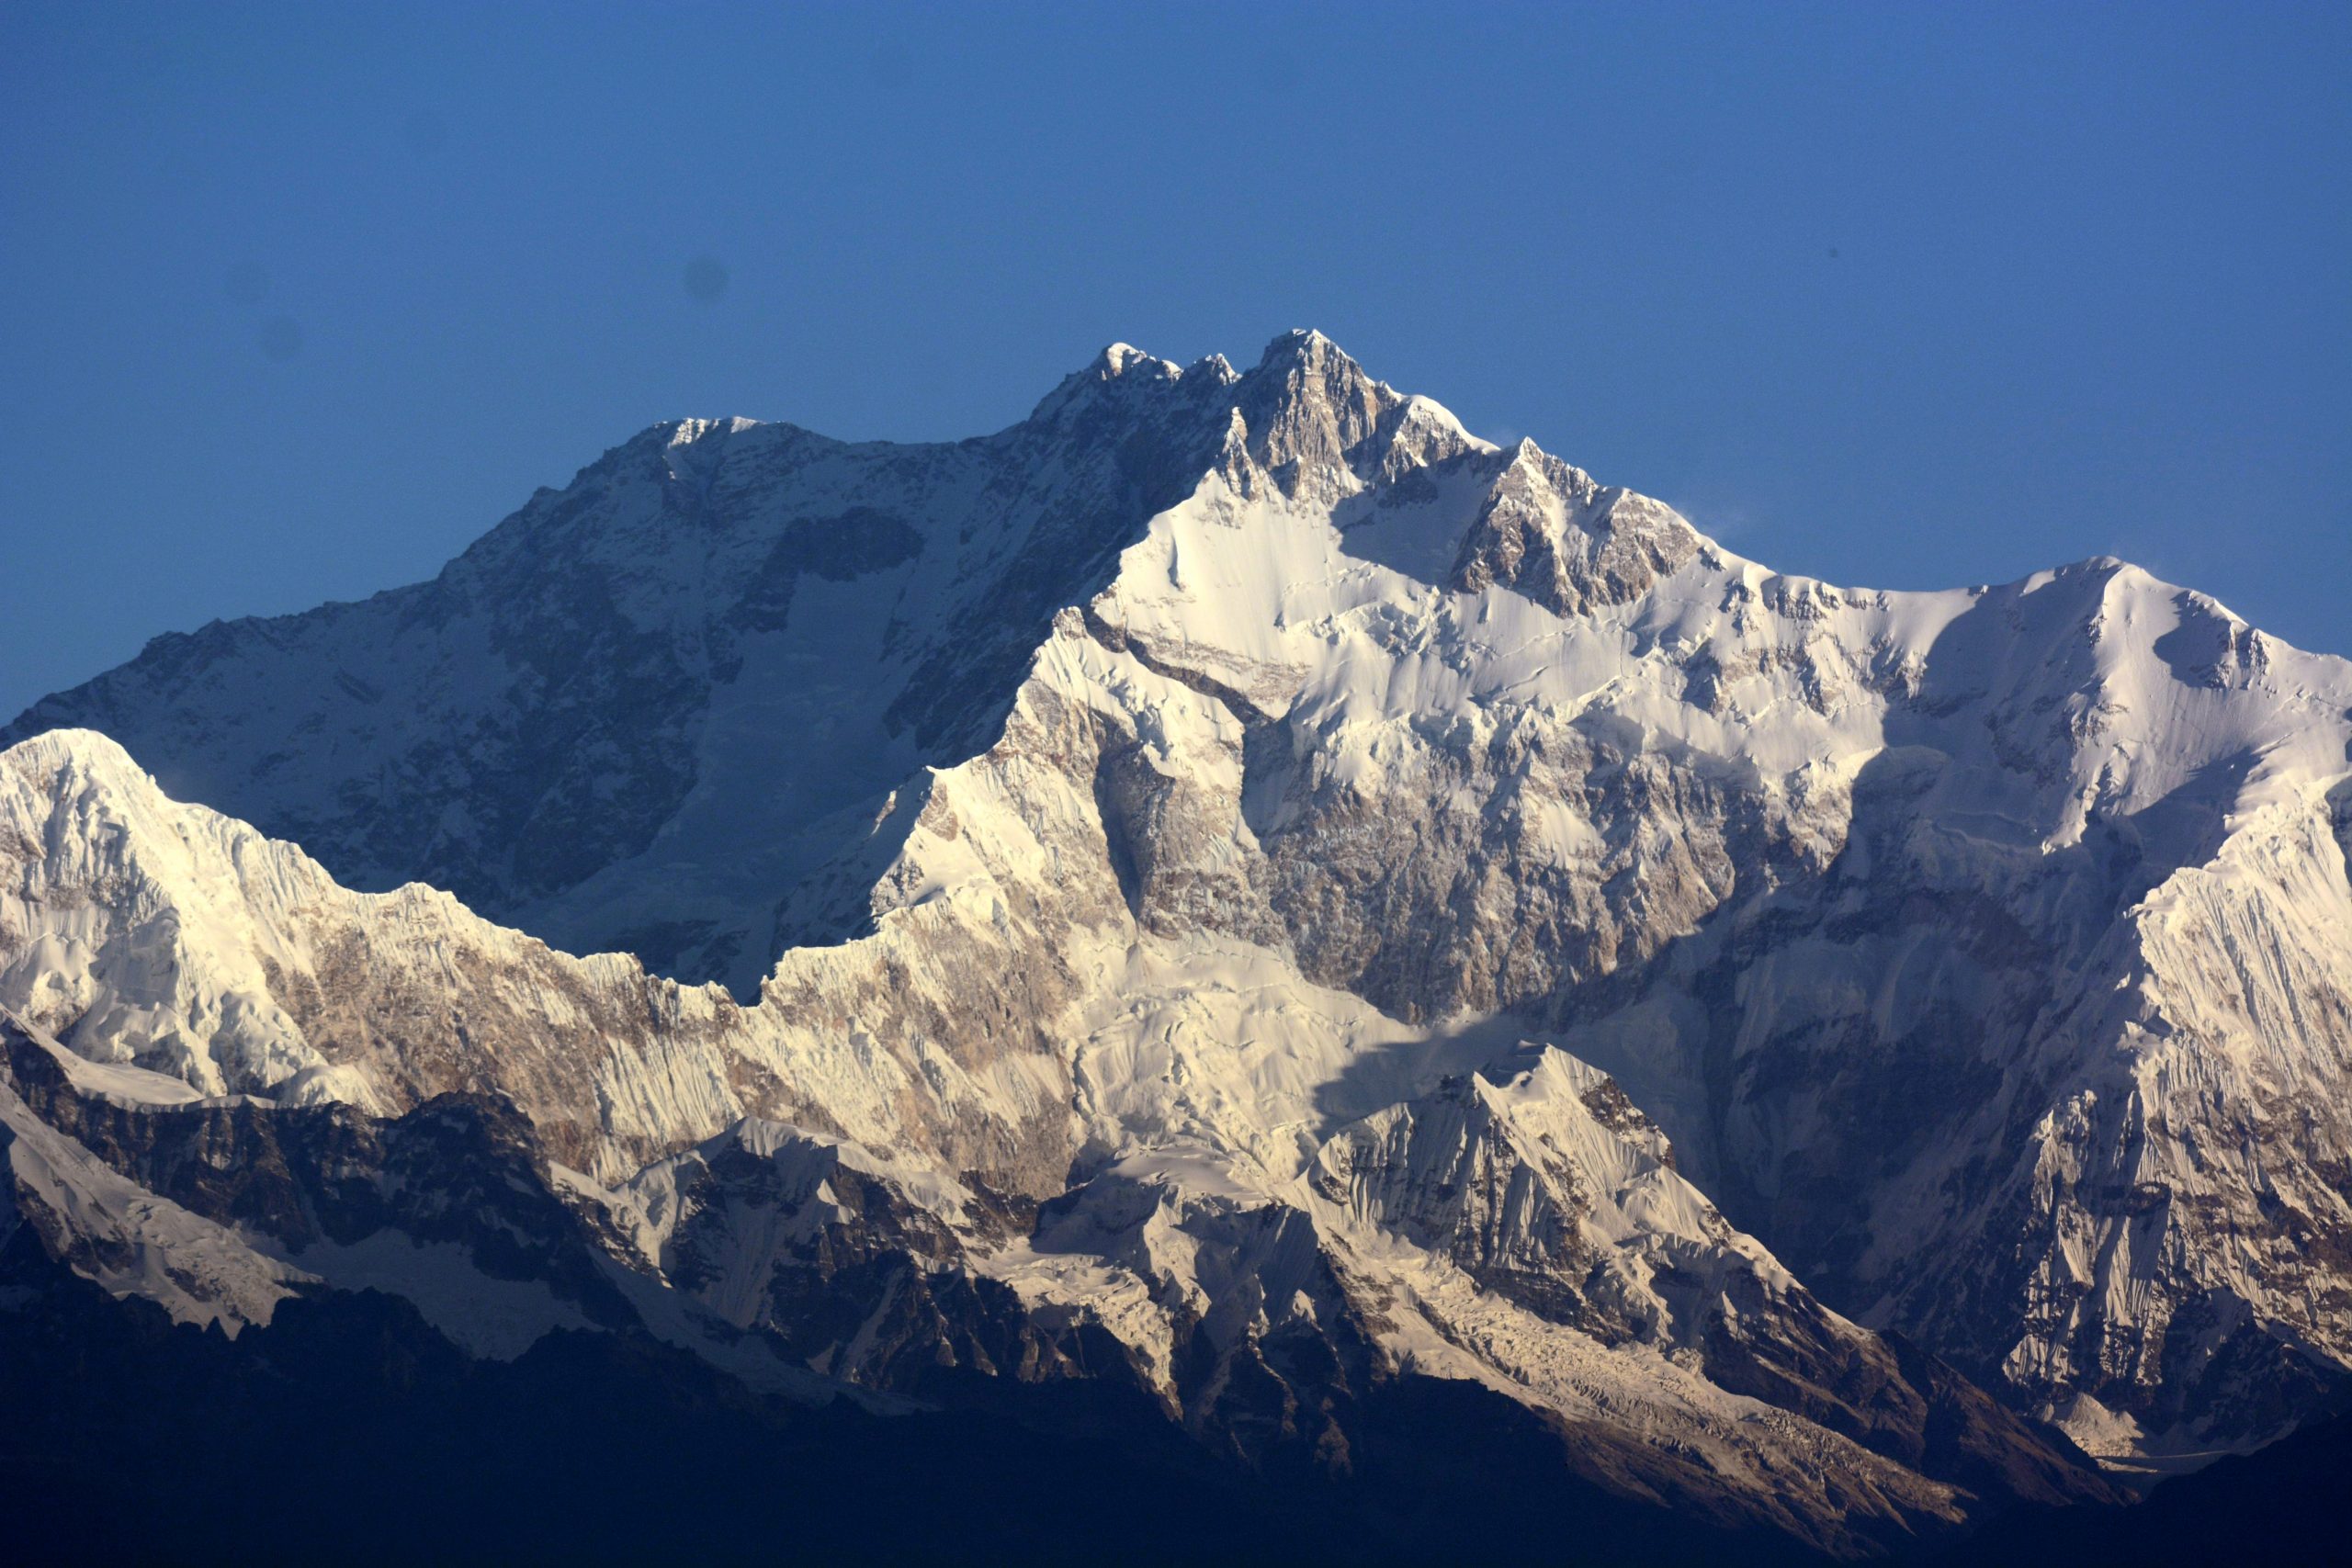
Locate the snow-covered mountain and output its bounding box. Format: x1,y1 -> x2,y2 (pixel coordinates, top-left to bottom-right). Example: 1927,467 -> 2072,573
6,332 -> 2348,1555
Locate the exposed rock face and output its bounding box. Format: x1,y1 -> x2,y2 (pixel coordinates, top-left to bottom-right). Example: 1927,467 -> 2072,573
1450,442 -> 1700,616
4,332 -> 2348,1548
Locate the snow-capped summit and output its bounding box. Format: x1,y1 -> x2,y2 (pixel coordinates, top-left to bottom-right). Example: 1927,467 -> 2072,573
1027,338 -> 1203,422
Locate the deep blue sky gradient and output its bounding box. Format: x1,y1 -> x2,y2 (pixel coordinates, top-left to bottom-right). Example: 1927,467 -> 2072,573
4,1 -> 2346,716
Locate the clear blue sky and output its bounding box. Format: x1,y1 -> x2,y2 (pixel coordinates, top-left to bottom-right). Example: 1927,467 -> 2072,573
4,1 -> 2346,716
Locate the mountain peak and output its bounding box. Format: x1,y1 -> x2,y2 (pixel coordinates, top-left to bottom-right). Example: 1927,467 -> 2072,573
1091,342 -> 1170,379
1248,328 -> 1388,398
3,725 -> 144,784
1254,326 -> 1343,367
665,415 -> 760,448
1026,341 -> 1189,423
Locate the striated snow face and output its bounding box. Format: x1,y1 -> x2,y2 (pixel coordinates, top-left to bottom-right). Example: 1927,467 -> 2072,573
1,332 -> 2348,1533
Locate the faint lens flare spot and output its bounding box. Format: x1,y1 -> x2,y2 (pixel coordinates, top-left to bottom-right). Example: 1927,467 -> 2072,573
223,261 -> 270,305
684,254 -> 730,303
257,316 -> 305,361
